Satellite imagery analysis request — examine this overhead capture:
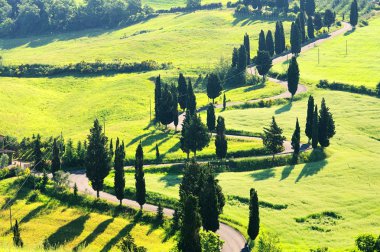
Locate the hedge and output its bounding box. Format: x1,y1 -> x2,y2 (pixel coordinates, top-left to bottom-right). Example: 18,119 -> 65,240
317,80 -> 380,98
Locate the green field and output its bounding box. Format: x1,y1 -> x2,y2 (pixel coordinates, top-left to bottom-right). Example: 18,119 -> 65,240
0,178 -> 174,251
142,0 -> 230,10
272,15 -> 380,88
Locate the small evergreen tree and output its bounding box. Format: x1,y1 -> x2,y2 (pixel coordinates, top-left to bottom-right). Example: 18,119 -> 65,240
223,93 -> 226,109
109,138 -> 114,160
318,98 -> 336,147
51,138 -> 60,176
231,47 -> 239,68
188,115 -> 211,158
180,111 -> 192,159
13,220 -> 23,247
287,56 -> 300,100
158,84 -> 176,127
256,50 -> 272,81
237,45 -> 247,71
187,79 -> 197,115
154,75 -> 162,123
244,33 -> 251,64
296,12 -> 306,42
324,9 -> 335,31
265,30 -> 275,57
291,118 -> 301,161
307,16 -> 315,39
262,117 -> 286,161
33,134 -> 43,171
290,22 -> 302,55
135,142 -> 146,209
207,73 -> 222,103
247,188 -> 259,241
178,73 -> 188,111
305,95 -> 314,143
76,141 -> 85,167
314,13 -> 323,32
63,138 -> 76,167
312,105 -> 319,149
350,0 -> 358,27
258,30 -> 266,52
200,173 -> 220,232
114,138 -> 126,206
215,116 -> 228,159
275,21 -> 286,55
207,104 -> 216,132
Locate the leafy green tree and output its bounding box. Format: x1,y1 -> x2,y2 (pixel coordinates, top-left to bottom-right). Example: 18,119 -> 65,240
275,21 -> 286,55
356,234 -> 377,252
244,33 -> 251,64
135,142 -> 146,209
257,232 -> 282,252
51,138 -> 60,176
207,73 -> 222,103
263,116 -> 286,161
232,47 -> 239,68
188,115 -> 211,158
248,188 -> 259,241
318,98 -> 335,147
207,104 -> 216,132
312,105 -> 319,149
305,0 -> 315,16
154,75 -> 161,123
237,45 -> 247,71
13,220 -> 23,247
178,195 -> 202,252
296,12 -> 306,42
305,95 -> 315,143
117,233 -> 147,252
187,79 -> 197,115
287,56 -> 300,100
258,29 -> 266,52
314,13 -> 323,31
350,0 -> 358,27
324,9 -> 335,31
291,118 -> 301,160
85,119 -> 111,198
33,134 -> 44,171
290,22 -> 301,55
114,138 -> 125,206
178,73 -> 188,111
200,173 -> 220,232
215,116 -> 227,159
265,30 -> 274,57
200,230 -> 224,252
256,50 -> 272,81
307,16 -> 315,39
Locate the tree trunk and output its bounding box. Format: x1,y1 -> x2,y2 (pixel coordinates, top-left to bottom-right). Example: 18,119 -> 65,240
120,200 -> 122,206
187,152 -> 189,160
97,190 -> 100,198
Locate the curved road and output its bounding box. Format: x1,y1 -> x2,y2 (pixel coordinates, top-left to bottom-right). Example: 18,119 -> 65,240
68,22 -> 351,252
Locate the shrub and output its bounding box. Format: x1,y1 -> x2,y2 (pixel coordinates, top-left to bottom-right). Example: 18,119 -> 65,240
257,232 -> 282,252
317,80 -> 378,97
356,234 -> 377,252
200,230 -> 224,252
118,233 -> 147,252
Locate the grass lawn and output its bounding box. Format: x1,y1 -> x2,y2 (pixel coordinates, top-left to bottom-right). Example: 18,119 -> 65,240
0,178 -> 174,251
142,0 -> 231,10
272,15 -> 380,88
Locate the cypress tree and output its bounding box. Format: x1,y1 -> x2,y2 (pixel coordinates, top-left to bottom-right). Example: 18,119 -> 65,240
350,0 -> 358,27
109,138 -> 114,161
300,0 -> 306,12
135,142 -> 146,209
85,119 -> 111,198
237,45 -> 247,71
244,33 -> 251,65
305,0 -> 315,16
223,93 -> 226,109
154,75 -> 161,123
305,95 -> 314,143
180,111 -> 192,159
200,173 -> 220,232
324,9 -> 335,31
287,56 -> 300,100
314,13 -> 323,32
33,134 -> 43,171
172,85 -> 179,131
256,50 -> 272,81
178,195 -> 201,252
215,116 -> 228,159
262,116 -> 286,161
207,73 -> 222,103
232,47 -> 238,68
187,79 -> 197,115
307,16 -> 315,39
247,188 -> 259,241
318,98 -> 335,147
13,220 -> 23,247
296,12 -> 306,42
207,104 -> 216,132
275,21 -> 286,55
291,118 -> 301,160
290,22 -> 301,55
178,73 -> 188,111
158,84 -> 176,127
312,105 -> 319,149
265,30 -> 275,57
114,138 -> 125,206
51,138 -> 60,176
258,30 -> 266,52
63,138 -> 76,167
76,141 -> 85,167
188,115 -> 211,158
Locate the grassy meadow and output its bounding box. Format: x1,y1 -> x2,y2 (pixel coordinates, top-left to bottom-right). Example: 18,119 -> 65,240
272,15 -> 380,88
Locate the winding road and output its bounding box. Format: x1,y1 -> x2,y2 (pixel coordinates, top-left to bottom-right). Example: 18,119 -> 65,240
68,22 -> 351,252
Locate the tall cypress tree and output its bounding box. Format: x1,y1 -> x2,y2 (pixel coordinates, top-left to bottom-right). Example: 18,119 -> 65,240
312,105 -> 319,149
114,138 -> 125,206
207,73 -> 222,103
207,104 -> 216,132
290,22 -> 301,55
33,134 -> 43,171
296,12 -> 306,42
187,79 -> 197,115
262,116 -> 286,161
258,30 -> 267,52
300,0 -> 306,12
244,33 -> 251,65
256,50 -> 272,81
307,16 -> 315,39
51,138 -> 60,176
200,173 -> 220,232
305,95 -> 314,143
314,13 -> 323,32
154,75 -> 161,123
178,73 -> 188,111
237,45 -> 247,71
135,142 -> 146,209
265,30 -> 275,57
109,138 -> 114,161
350,0 -> 358,27
275,21 -> 286,55
318,98 -> 335,147
247,188 -> 259,241
305,0 -> 315,16
291,118 -> 301,160
172,85 -> 179,131
215,116 -> 227,159
85,119 -> 111,198
287,56 -> 300,100
178,195 -> 201,252
180,111 -> 192,159
223,93 -> 226,110
232,47 -> 239,68
13,220 -> 23,247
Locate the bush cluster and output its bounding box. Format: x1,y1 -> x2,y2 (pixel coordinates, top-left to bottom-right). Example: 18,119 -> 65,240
317,80 -> 379,98
157,3 -> 222,13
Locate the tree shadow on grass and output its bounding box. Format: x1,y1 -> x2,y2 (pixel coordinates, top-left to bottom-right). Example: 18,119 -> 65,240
160,141 -> 181,160
275,102 -> 292,114
280,165 -> 295,181
344,28 -> 355,36
158,173 -> 181,188
125,132 -> 152,148
251,168 -> 275,181
43,214 -> 90,249
73,218 -> 114,251
20,202 -> 50,224
295,159 -> 328,183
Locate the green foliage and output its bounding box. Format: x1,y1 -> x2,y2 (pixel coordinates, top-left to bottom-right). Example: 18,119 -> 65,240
317,80 -> 379,97
290,22 -> 301,55
200,173 -> 221,232
296,12 -> 306,42
307,16 -> 315,39
33,134 -> 44,171
13,220 -> 23,247
287,56 -> 300,98
257,232 -> 282,252
247,188 -> 259,241
207,104 -> 216,132
51,139 -> 60,175
312,105 -> 319,149
135,142 -> 146,208
215,116 -> 228,159
187,80 -> 197,116
155,75 -> 162,122
355,234 -> 378,252
305,95 -> 315,142
158,84 -> 177,126
314,13 -> 323,31
318,98 -> 335,148
62,138 -> 76,167
323,9 -> 335,30
182,114 -> 211,157
114,138 -> 126,205
259,30 -> 267,52
73,183 -> 78,196
178,73 -> 188,111
0,154 -> 9,168
291,118 -> 301,160
156,203 -> 164,225
237,44 -> 247,72
207,73 -> 223,102
187,0 -> 201,9
275,21 -> 286,55
265,30 -> 274,57
200,230 -> 224,252
305,0 -> 315,16
256,50 -> 272,79
262,116 -> 286,158
244,33 -> 251,64
118,233 -> 147,252
350,0 -> 359,27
